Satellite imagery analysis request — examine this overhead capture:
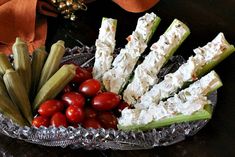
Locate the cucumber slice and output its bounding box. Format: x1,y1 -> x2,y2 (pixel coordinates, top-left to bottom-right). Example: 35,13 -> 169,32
123,19 -> 190,105
92,17 -> 117,80
102,13 -> 161,94
118,104 -> 212,131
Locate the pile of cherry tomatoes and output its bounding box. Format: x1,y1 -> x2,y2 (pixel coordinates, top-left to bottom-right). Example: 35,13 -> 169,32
32,65 -> 128,129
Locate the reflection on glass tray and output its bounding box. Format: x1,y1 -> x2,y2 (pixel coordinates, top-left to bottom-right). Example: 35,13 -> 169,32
0,45 -> 217,150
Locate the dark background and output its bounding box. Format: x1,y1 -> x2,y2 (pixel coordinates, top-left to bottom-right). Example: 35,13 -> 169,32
1,0 -> 235,156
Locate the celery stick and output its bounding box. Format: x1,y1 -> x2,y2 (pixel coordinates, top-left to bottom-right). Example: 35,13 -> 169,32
137,33 -> 234,109
196,40 -> 235,77
92,18 -> 117,80
102,13 -> 161,94
123,19 -> 190,105
118,104 -> 212,131
118,71 -> 222,131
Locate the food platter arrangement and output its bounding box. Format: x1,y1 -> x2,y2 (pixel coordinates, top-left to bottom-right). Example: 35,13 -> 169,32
0,13 -> 234,150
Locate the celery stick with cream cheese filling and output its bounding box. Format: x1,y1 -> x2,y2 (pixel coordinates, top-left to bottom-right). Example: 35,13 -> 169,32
136,33 -> 235,109
118,71 -> 222,131
102,13 -> 161,94
123,19 -> 190,105
92,18 -> 117,80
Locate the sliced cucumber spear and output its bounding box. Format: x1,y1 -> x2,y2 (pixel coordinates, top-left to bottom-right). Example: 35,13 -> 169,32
137,33 -> 234,109
102,13 -> 161,94
118,71 -> 222,131
123,19 -> 190,105
92,18 -> 117,81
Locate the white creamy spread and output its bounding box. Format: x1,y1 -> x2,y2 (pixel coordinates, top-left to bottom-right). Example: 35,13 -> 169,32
118,71 -> 217,126
135,12 -> 158,42
123,19 -> 189,105
92,18 -> 117,80
119,94 -> 210,126
118,108 -> 141,126
193,33 -> 229,62
102,13 -> 158,93
136,33 -> 229,109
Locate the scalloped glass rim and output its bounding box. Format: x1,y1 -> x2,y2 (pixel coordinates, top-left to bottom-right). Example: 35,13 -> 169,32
0,46 -> 217,150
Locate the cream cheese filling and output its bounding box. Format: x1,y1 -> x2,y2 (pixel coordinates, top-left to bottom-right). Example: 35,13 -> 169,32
136,33 -> 229,109
93,18 -> 117,80
118,71 -> 218,126
102,13 -> 158,93
123,19 -> 188,105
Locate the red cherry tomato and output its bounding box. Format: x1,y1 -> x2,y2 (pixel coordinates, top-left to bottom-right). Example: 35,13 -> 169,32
78,79 -> 101,97
85,67 -> 93,73
91,92 -> 121,110
62,92 -> 85,108
66,105 -> 84,124
83,118 -> 102,129
84,107 -> 97,118
38,100 -> 64,117
50,112 -> 68,127
116,101 -> 129,112
62,84 -> 72,93
72,66 -> 92,84
32,116 -> 50,128
98,112 -> 118,129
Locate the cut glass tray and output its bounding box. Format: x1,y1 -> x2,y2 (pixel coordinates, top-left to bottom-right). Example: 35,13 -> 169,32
0,43 -> 217,150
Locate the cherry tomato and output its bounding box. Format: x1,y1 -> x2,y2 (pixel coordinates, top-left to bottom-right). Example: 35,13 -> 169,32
98,112 -> 118,129
32,116 -> 50,128
78,79 -> 101,97
91,92 -> 121,110
116,101 -> 129,112
62,92 -> 85,108
72,66 -> 92,84
50,112 -> 68,127
38,100 -> 64,117
84,107 -> 97,118
62,84 -> 72,93
85,67 -> 93,73
66,105 -> 84,124
83,118 -> 102,129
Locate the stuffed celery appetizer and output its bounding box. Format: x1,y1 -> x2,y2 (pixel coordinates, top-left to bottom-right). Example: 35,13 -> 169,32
118,71 -> 222,131
136,33 -> 235,109
102,13 -> 161,94
123,19 -> 190,105
92,18 -> 117,80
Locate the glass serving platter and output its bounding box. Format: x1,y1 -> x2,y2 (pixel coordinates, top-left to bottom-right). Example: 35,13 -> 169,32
0,44 -> 217,150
